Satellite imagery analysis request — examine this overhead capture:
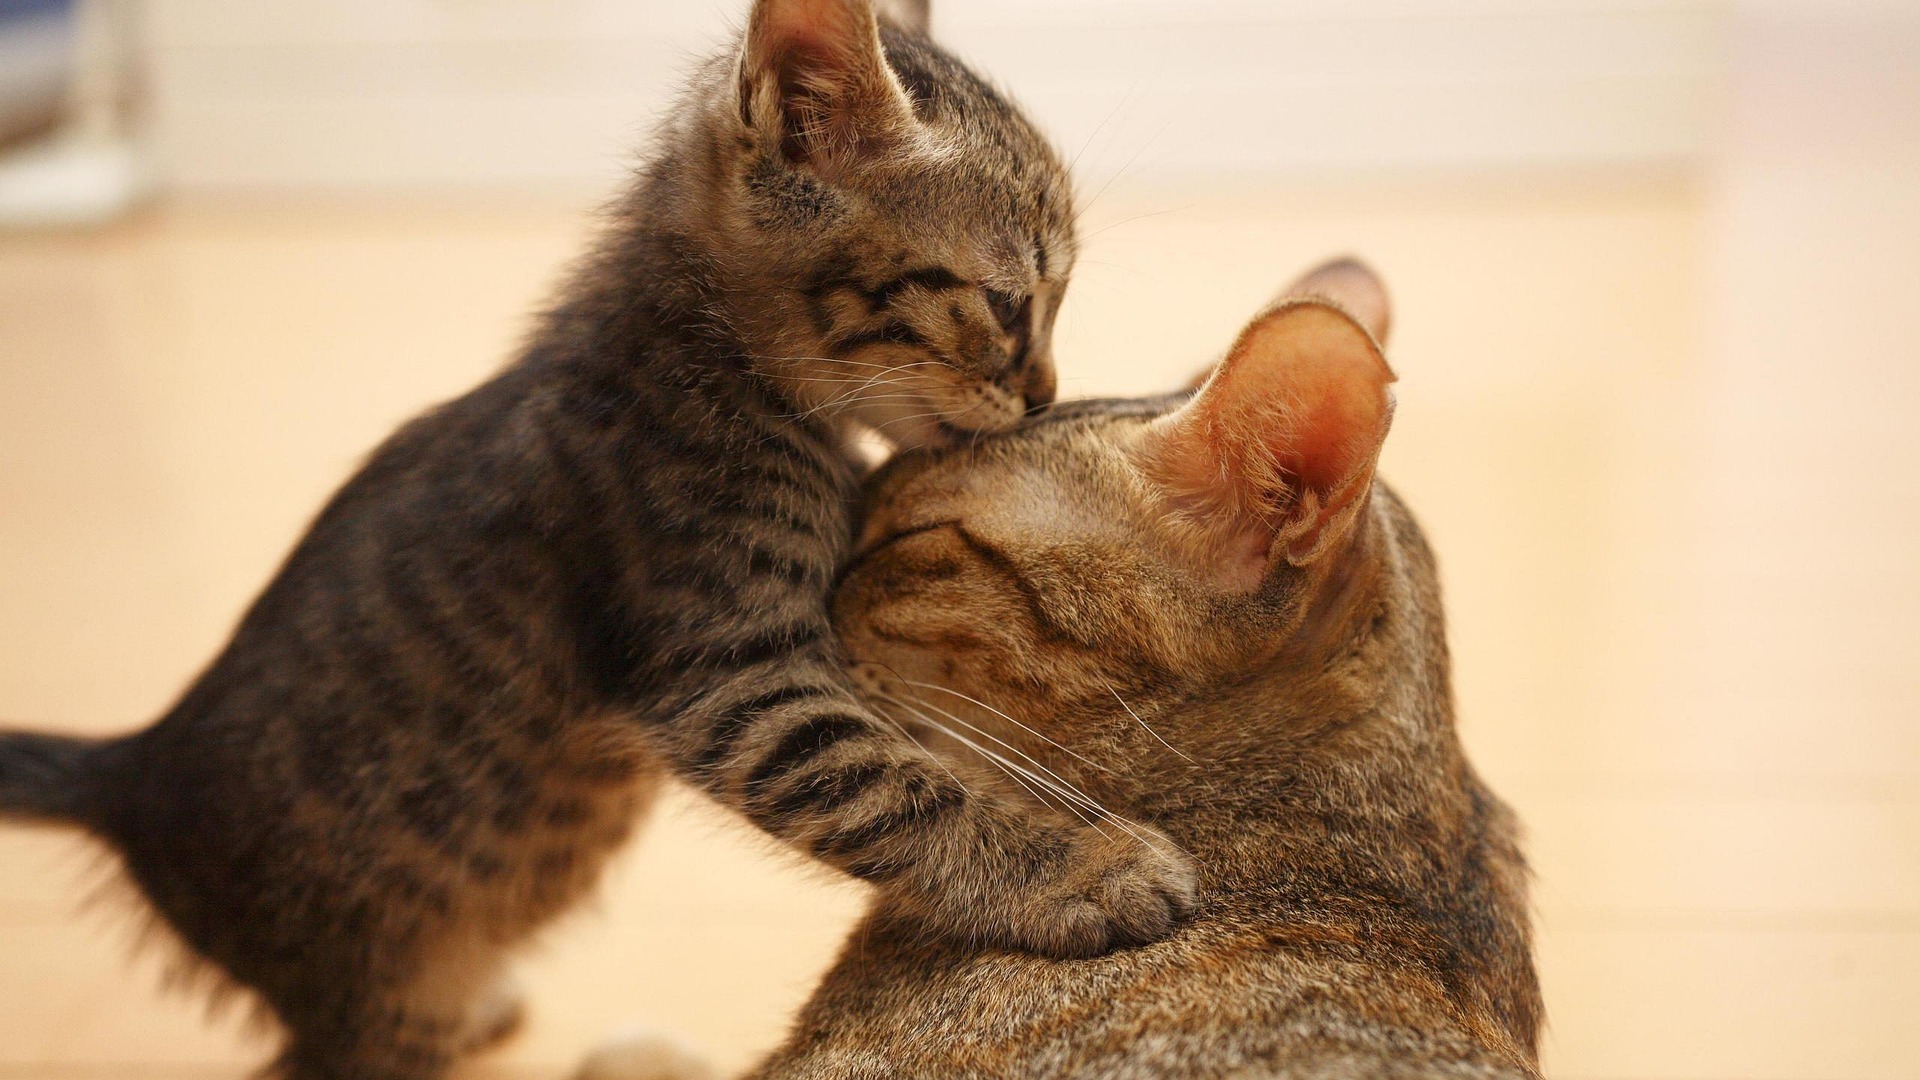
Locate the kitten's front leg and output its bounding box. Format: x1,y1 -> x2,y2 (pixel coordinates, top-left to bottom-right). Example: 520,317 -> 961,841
659,653 -> 1197,957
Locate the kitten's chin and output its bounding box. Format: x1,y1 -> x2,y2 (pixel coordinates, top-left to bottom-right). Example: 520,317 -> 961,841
890,419 -> 969,452
851,406 -> 966,453
863,401 -> 1027,451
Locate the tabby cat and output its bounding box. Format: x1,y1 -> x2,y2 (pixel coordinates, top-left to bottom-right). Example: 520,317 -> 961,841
587,259 -> 1542,1080
0,2 -> 1195,1078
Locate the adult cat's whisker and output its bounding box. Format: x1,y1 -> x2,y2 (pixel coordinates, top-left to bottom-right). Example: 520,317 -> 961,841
864,706 -> 979,804
898,678 -> 1117,775
875,691 -> 1096,826
1101,678 -> 1195,763
877,693 -> 1114,841
889,690 -> 1091,798
891,692 -> 1176,857
892,690 -> 1193,861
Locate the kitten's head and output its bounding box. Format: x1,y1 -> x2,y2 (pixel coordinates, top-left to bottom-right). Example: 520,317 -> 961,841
834,259 -> 1398,761
679,0 -> 1071,448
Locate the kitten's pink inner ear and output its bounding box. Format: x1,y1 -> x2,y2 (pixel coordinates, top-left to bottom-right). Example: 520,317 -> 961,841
755,0 -> 865,64
1151,301 -> 1396,581
877,0 -> 932,34
744,0 -> 913,168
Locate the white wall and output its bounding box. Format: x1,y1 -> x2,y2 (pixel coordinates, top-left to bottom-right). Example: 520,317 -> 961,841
136,0 -> 1726,192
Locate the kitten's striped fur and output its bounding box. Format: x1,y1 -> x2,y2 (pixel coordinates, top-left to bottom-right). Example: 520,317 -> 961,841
0,3 -> 1195,1078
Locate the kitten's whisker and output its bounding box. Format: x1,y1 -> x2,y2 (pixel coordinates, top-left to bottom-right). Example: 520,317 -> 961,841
1102,677 -> 1195,763
1066,89 -> 1136,176
873,410 -> 952,433
1071,114 -> 1176,230
778,389 -> 930,423
1079,204 -> 1193,243
750,354 -> 947,380
775,373 -> 931,387
811,357 -> 948,372
771,370 -> 937,398
898,678 -> 1117,776
790,389 -> 928,413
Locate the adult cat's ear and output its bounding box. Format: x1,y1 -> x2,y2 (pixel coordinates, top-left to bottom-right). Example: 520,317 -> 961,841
1145,300 -> 1396,585
740,0 -> 920,174
1281,256 -> 1391,348
1179,256 -> 1390,394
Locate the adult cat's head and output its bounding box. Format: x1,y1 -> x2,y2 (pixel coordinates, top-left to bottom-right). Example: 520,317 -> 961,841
837,257 -> 1403,776
645,0 -> 1069,448
836,260 -> 1543,1059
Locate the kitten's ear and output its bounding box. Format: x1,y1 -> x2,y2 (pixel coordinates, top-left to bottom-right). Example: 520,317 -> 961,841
876,0 -> 932,35
740,0 -> 919,174
1144,301 -> 1396,586
1176,256 -> 1391,395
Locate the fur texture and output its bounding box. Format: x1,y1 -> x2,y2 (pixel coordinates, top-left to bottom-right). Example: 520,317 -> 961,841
0,3 -> 1199,1077
658,260 -> 1542,1079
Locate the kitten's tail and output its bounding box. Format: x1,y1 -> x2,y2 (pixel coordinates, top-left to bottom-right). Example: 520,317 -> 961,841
0,730 -> 102,825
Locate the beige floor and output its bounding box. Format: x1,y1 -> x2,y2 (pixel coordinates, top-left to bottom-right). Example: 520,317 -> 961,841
0,176 -> 1914,1079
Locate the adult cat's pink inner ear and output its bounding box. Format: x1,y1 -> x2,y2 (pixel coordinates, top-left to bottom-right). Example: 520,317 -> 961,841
1146,301 -> 1396,581
1178,257 -> 1391,394
742,0 -> 918,169
1278,257 -> 1393,348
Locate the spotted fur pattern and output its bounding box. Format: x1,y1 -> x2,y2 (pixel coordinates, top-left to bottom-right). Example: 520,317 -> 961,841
0,3 -> 1199,1078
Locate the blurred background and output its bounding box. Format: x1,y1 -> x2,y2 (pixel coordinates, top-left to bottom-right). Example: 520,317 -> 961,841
0,1 -> 1915,1077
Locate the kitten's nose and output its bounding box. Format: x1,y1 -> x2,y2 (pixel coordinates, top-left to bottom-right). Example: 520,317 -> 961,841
1022,361 -> 1057,413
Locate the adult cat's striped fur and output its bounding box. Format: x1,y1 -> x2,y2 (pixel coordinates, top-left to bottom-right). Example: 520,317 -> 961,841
587,260 -> 1542,1080
0,2 -> 1195,1078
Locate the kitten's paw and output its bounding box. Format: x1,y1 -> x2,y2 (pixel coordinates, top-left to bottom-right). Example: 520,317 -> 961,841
1007,829 -> 1200,958
574,1029 -> 719,1080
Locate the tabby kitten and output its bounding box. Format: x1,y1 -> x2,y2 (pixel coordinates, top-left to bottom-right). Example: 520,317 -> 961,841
0,2 -> 1195,1078
588,259 -> 1542,1080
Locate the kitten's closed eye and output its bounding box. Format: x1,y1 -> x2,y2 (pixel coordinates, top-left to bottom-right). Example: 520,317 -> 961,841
984,288 -> 1029,335
984,287 -> 1033,362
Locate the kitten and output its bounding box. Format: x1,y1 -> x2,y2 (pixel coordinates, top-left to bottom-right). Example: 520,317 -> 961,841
0,2 -> 1195,1077
588,259 -> 1542,1079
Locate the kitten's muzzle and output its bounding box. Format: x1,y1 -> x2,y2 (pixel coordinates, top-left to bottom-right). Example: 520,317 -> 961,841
1020,359 -> 1057,413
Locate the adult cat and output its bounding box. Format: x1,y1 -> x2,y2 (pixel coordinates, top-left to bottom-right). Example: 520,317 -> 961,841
0,2 -> 1193,1078
590,259 -> 1542,1079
